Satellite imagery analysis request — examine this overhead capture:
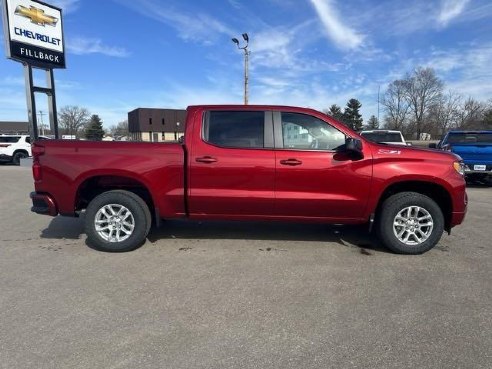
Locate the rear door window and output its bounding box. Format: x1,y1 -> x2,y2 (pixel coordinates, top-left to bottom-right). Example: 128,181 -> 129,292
0,136 -> 21,143
204,111 -> 265,149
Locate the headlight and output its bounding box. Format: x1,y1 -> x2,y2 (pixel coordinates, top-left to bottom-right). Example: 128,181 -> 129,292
453,161 -> 465,176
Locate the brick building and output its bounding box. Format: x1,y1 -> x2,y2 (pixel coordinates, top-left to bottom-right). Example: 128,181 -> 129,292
128,108 -> 186,142
0,121 -> 29,134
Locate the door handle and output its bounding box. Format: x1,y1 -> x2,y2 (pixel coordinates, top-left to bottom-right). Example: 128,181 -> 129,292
196,156 -> 217,163
280,158 -> 302,166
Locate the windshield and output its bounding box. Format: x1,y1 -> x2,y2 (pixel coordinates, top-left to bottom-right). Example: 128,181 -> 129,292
446,132 -> 492,144
361,132 -> 403,143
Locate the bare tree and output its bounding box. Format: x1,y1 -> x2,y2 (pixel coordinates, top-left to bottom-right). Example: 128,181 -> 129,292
402,67 -> 444,139
484,108 -> 492,130
109,120 -> 129,138
456,97 -> 487,129
427,91 -> 461,136
58,106 -> 90,138
381,79 -> 410,130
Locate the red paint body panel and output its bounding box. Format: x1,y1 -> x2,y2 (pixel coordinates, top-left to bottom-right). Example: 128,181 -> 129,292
31,105 -> 467,230
274,150 -> 373,219
366,144 -> 467,226
187,107 -> 275,216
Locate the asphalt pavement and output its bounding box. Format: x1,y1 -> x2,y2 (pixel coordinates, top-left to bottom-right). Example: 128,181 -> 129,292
0,166 -> 490,369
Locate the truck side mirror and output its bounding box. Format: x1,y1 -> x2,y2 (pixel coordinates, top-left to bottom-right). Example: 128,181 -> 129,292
345,137 -> 363,157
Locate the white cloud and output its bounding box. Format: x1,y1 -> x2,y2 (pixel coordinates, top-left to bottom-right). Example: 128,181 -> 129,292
459,2 -> 492,23
49,0 -> 81,14
351,0 -> 488,38
227,0 -> 242,9
437,0 -> 471,26
67,37 -> 130,57
250,22 -> 343,75
116,0 -> 234,45
309,0 -> 365,50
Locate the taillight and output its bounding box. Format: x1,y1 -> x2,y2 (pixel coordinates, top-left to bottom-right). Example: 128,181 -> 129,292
32,144 -> 44,181
32,162 -> 42,181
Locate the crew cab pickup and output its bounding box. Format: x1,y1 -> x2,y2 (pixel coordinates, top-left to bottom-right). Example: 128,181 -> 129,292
431,130 -> 492,185
30,105 -> 467,254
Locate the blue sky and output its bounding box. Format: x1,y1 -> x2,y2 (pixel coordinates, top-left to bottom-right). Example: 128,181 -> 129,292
1,0 -> 492,128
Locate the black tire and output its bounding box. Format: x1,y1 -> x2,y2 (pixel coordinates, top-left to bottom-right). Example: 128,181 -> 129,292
12,151 -> 28,165
466,173 -> 488,185
85,190 -> 152,252
377,192 -> 444,254
486,175 -> 492,187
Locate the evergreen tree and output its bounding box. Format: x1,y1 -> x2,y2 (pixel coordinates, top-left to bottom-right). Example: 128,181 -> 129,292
327,104 -> 345,122
366,115 -> 379,130
343,98 -> 363,131
85,115 -> 105,141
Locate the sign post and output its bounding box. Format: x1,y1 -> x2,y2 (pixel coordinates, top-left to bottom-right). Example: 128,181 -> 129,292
2,0 -> 65,139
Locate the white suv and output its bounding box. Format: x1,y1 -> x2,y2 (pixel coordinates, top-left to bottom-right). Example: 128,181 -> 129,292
0,135 -> 32,165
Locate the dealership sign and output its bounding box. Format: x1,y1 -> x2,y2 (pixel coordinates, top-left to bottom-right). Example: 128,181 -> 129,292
2,0 -> 65,68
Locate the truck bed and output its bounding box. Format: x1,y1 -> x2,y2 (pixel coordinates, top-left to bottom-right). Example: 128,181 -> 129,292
33,140 -> 186,217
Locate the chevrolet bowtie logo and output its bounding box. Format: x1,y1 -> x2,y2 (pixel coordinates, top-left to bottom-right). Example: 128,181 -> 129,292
14,5 -> 58,27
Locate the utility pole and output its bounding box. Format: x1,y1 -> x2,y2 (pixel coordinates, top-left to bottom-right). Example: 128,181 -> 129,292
38,110 -> 45,136
232,33 -> 250,105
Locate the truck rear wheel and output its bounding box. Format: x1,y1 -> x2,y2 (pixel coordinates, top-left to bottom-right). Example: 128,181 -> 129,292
85,190 -> 151,252
377,192 -> 444,254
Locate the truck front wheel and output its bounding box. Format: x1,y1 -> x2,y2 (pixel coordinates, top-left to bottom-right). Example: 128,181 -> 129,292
377,192 -> 444,254
85,190 -> 151,252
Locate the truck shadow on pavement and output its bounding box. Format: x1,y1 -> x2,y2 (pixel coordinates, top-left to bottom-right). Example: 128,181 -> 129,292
148,220 -> 386,253
39,216 -> 386,253
40,215 -> 85,240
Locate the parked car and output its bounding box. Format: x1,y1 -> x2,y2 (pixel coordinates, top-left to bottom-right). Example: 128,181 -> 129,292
430,130 -> 492,185
0,135 -> 32,165
360,130 -> 410,146
30,105 -> 467,254
0,135 -> 51,165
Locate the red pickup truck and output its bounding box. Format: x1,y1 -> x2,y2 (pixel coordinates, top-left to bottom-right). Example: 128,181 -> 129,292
30,105 -> 467,254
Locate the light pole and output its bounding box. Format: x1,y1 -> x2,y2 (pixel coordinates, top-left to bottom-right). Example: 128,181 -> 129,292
377,85 -> 380,126
232,33 -> 250,105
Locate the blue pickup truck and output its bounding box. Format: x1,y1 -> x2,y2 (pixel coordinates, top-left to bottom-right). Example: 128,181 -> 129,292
431,131 -> 492,185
